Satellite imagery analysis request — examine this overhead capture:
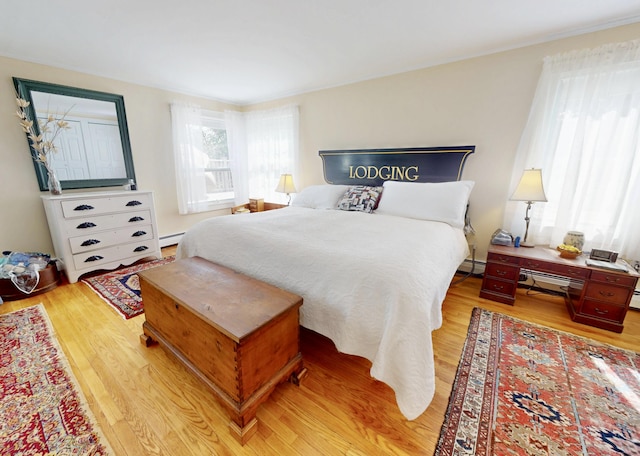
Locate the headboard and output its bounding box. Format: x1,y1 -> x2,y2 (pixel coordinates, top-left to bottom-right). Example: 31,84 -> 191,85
319,146 -> 475,185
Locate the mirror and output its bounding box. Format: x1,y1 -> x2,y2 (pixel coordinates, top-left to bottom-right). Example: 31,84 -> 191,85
13,77 -> 136,191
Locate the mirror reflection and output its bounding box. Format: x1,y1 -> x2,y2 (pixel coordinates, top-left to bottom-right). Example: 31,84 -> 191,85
13,78 -> 136,191
30,92 -> 126,180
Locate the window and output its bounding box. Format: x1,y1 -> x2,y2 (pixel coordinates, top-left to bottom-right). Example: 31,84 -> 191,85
505,39 -> 640,261
170,104 -> 234,214
171,104 -> 299,214
201,112 -> 233,204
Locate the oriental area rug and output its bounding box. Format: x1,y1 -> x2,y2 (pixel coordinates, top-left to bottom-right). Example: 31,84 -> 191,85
0,304 -> 113,455
435,307 -> 640,456
82,256 -> 175,319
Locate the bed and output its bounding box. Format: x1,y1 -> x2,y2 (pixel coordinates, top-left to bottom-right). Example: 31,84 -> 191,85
176,146 -> 475,420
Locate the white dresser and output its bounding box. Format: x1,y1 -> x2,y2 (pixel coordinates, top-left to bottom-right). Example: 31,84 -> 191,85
41,190 -> 162,283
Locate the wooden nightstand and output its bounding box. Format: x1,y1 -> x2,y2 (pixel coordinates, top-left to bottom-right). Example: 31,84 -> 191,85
480,244 -> 640,332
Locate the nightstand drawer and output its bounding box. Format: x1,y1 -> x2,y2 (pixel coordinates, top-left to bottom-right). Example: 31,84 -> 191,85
485,262 -> 519,281
580,299 -> 626,322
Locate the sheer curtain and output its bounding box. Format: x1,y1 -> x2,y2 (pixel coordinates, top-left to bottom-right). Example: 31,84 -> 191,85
504,39 -> 640,261
226,105 -> 300,205
170,103 -> 209,214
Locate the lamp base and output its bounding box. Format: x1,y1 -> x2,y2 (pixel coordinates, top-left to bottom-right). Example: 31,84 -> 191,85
520,242 -> 535,248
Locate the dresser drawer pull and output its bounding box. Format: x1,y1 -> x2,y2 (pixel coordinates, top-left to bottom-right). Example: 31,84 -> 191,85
76,222 -> 97,229
128,216 -> 145,222
491,284 -> 505,291
73,204 -> 95,211
495,269 -> 508,276
605,276 -> 621,283
85,255 -> 104,262
80,239 -> 101,246
133,245 -> 149,252
594,307 -> 609,315
126,200 -> 143,207
524,261 -> 540,268
497,256 -> 511,263
132,230 -> 147,237
599,291 -> 615,298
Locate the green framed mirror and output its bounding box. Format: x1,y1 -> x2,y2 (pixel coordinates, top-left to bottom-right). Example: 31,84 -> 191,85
13,77 -> 136,191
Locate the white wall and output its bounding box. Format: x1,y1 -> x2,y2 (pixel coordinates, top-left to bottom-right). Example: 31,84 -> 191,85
248,22 -> 640,260
2,22 -> 639,261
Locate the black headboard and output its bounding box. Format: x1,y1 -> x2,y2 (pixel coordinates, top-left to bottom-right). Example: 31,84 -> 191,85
319,146 -> 475,185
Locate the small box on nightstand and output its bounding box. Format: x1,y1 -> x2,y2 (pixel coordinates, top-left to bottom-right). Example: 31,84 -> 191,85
249,198 -> 264,212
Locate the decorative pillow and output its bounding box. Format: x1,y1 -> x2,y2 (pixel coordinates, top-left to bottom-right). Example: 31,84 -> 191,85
337,186 -> 384,213
291,184 -> 350,209
375,180 -> 475,228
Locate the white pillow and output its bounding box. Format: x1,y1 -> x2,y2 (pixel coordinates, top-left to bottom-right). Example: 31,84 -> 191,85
375,180 -> 475,228
291,184 -> 350,209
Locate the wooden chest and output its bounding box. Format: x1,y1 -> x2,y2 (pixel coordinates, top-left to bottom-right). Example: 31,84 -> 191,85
139,256 -> 305,444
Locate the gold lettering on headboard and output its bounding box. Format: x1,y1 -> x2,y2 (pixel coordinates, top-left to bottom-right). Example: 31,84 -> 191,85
348,165 -> 419,181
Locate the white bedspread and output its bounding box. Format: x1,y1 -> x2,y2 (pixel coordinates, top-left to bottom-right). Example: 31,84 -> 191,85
176,207 -> 468,420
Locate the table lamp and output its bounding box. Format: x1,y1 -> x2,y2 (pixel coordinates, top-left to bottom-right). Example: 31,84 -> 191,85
275,174 -> 297,205
510,168 -> 547,248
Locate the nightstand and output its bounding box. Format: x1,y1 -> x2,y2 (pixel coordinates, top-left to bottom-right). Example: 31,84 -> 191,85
480,244 -> 640,332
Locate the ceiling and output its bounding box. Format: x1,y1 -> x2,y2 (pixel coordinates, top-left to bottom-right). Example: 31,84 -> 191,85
3,1 -> 640,105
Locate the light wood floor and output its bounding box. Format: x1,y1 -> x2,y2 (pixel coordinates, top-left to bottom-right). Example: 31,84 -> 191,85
2,247 -> 639,455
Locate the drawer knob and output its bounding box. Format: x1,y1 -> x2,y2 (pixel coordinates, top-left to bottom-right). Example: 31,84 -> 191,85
594,307 -> 609,315
133,245 -> 149,252
605,276 -> 621,283
128,216 -> 145,222
132,230 -> 147,237
492,284 -> 505,291
599,291 -> 615,298
80,239 -> 101,246
76,222 -> 97,229
126,200 -> 142,207
216,341 -> 222,352
85,255 -> 104,262
496,269 -> 508,276
73,204 -> 95,211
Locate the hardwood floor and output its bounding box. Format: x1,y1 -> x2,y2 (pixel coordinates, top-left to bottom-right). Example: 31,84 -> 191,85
2,247 -> 639,455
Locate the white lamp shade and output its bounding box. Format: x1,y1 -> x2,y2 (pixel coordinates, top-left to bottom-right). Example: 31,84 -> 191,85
275,174 -> 297,194
510,169 -> 547,202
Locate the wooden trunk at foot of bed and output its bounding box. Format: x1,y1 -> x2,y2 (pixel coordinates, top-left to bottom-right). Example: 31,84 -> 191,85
138,257 -> 306,444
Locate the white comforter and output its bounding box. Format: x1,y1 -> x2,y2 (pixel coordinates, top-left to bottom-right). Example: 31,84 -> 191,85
176,207 -> 468,420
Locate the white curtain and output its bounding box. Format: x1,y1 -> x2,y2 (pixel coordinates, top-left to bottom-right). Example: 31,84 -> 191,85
225,105 -> 300,205
224,110 -> 250,205
170,103 -> 210,214
504,39 -> 640,260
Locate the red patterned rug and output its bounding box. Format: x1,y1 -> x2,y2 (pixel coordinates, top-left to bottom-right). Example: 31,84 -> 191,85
435,307 -> 640,455
0,304 -> 113,454
82,256 -> 175,319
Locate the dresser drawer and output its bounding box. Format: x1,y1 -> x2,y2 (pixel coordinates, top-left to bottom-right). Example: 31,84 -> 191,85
584,282 -> 631,305
61,193 -> 153,218
61,210 -> 152,236
485,262 -> 519,281
580,299 -> 626,323
72,241 -> 158,271
590,271 -> 637,288
69,224 -> 154,254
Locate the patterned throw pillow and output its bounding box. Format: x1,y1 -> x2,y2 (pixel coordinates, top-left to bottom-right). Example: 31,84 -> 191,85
337,186 -> 383,213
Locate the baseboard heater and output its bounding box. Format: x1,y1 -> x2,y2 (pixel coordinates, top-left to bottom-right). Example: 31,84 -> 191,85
159,232 -> 184,248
